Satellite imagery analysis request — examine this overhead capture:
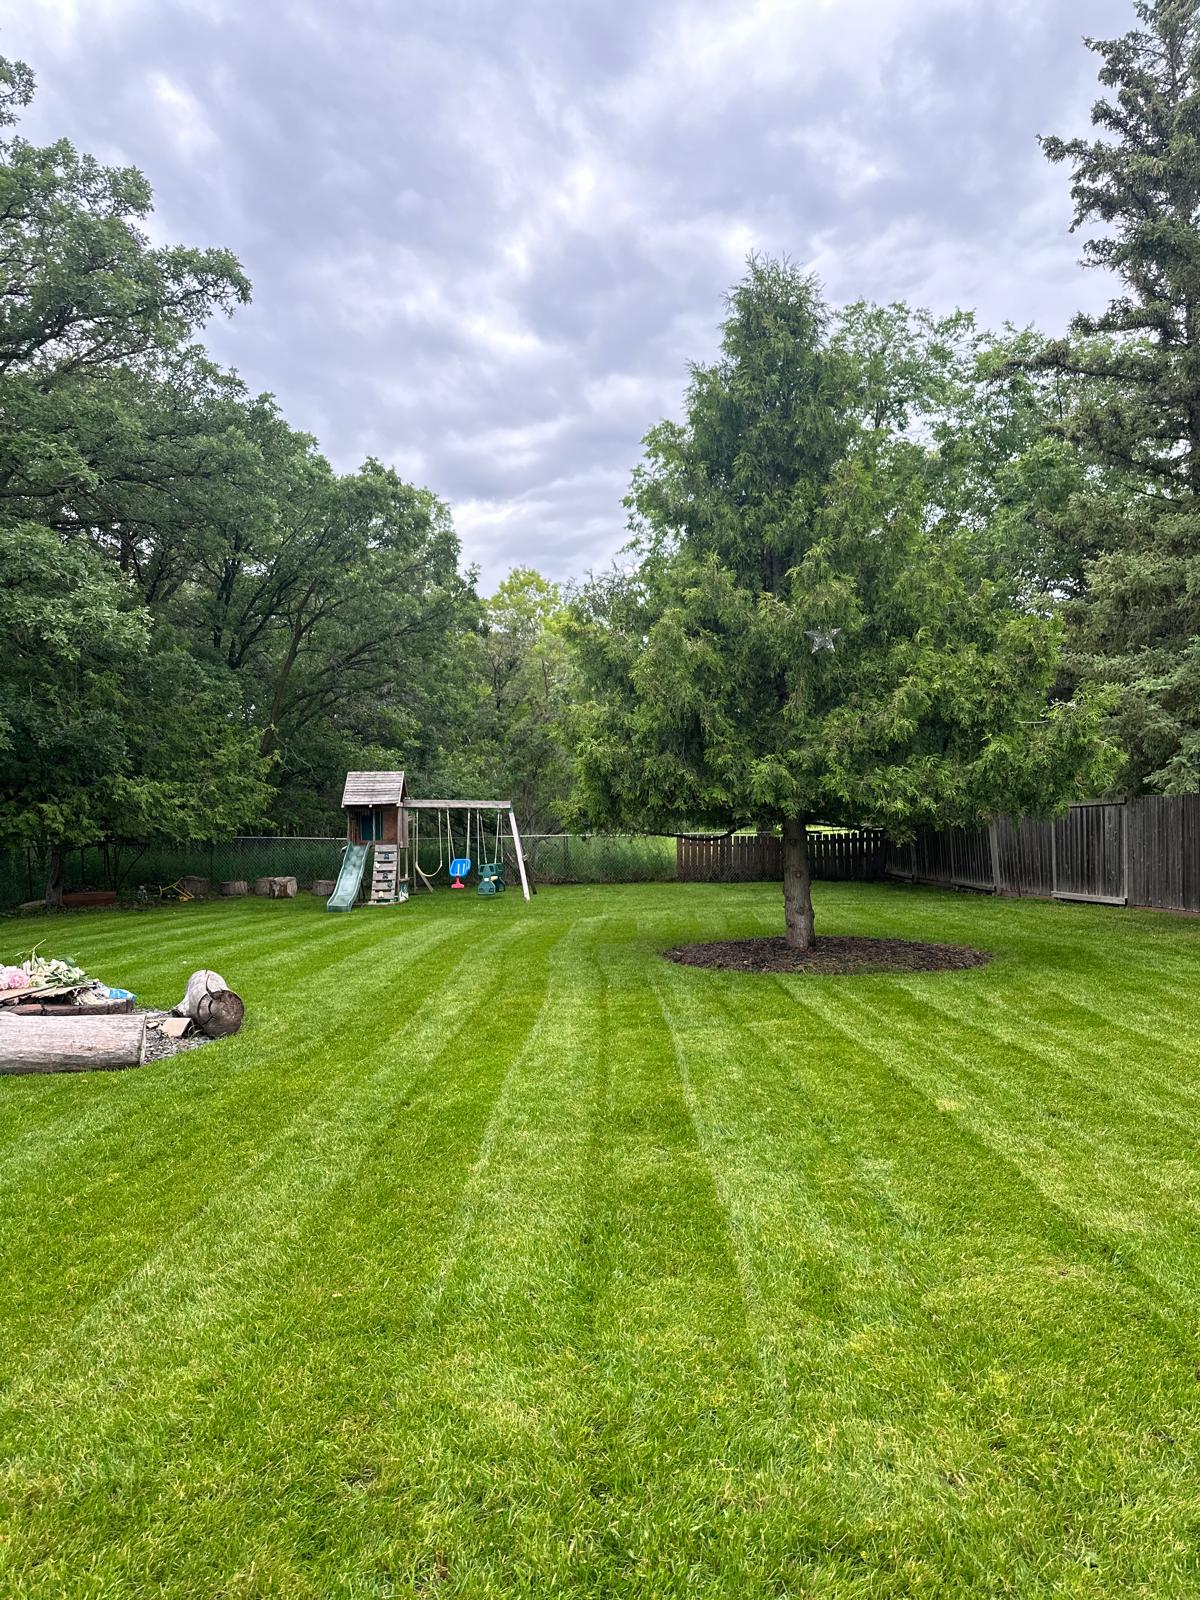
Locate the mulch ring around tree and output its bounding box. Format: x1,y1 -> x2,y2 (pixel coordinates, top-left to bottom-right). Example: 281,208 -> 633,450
664,934 -> 993,976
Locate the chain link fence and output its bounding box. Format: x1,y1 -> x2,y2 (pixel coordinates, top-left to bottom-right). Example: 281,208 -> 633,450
1,832 -> 680,911
516,834 -> 676,884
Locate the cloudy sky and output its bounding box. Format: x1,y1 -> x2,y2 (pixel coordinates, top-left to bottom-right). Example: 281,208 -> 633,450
4,0 -> 1129,586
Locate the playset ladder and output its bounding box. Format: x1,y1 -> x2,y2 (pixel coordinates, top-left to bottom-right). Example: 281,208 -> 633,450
368,844 -> 401,905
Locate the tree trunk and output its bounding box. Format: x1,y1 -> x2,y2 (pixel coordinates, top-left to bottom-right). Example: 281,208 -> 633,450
44,845 -> 65,909
173,970 -> 245,1037
782,815 -> 815,950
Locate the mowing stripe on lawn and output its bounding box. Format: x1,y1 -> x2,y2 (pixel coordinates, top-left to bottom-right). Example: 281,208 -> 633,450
0,909 -> 474,1184
647,956 -> 1200,1594
840,976 -> 1200,1309
0,915 -> 569,1595
0,915 -> 540,1414
0,906 -> 499,1360
4,885 -> 1200,1597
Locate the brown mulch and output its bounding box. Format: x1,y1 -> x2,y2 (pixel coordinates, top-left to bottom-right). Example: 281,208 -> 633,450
663,934 -> 992,976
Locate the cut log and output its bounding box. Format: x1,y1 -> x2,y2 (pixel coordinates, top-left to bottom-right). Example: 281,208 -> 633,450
173,970 -> 245,1038
254,875 -> 297,898
0,1012 -> 147,1073
312,879 -> 336,896
219,880 -> 248,897
180,875 -> 210,899
194,990 -> 244,1037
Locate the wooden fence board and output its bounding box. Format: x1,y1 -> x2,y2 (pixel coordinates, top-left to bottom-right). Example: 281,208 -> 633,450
1052,801 -> 1126,904
676,829 -> 884,884
683,797 -> 1200,912
890,796 -> 1200,911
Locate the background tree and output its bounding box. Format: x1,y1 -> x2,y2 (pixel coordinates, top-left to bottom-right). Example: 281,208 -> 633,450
832,306 -> 1128,613
0,55 -> 486,857
0,58 -> 271,897
475,569 -> 575,831
571,260 -> 1113,948
1032,0 -> 1200,789
0,526 -> 269,903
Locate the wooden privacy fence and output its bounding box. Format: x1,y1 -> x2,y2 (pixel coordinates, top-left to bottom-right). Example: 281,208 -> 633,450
677,829 -> 887,884
886,794 -> 1200,912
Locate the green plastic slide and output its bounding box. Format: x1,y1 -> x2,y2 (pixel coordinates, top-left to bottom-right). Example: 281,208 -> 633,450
327,843 -> 369,912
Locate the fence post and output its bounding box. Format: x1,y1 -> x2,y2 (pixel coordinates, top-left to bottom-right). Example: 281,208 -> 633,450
1120,796 -> 1130,906
987,821 -> 1001,894
1050,819 -> 1058,897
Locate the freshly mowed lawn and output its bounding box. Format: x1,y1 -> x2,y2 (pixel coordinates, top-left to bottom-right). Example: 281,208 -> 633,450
2,885 -> 1200,1598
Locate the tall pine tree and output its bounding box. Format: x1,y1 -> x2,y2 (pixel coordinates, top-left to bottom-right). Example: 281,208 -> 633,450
1039,0 -> 1200,789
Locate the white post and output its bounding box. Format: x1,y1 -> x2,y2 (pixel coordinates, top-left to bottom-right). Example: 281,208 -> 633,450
507,807 -> 532,901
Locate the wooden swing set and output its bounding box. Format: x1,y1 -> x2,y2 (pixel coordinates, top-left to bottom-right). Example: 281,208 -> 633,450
406,800 -> 531,900
340,773 -> 531,904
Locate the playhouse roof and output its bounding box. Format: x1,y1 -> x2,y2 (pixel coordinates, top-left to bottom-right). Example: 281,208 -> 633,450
341,770 -> 407,807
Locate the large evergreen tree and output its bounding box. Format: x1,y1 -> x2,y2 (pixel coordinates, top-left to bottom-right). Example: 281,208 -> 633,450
572,261 -> 1111,948
1038,0 -> 1200,789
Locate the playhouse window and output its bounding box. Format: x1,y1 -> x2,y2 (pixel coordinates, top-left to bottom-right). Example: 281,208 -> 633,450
358,810 -> 383,842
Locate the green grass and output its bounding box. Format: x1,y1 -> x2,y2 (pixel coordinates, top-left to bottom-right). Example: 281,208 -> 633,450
2,882 -> 1200,1598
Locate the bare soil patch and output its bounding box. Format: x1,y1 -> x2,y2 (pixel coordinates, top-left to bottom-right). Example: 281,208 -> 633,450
664,934 -> 992,976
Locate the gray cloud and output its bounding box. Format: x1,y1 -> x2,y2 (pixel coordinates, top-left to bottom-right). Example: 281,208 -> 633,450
4,0 -> 1131,586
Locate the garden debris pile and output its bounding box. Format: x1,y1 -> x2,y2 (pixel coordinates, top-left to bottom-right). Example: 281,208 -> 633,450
0,951 -> 243,1062
0,950 -> 133,1010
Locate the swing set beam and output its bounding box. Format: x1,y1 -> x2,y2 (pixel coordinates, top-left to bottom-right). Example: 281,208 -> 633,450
402,800 -> 511,810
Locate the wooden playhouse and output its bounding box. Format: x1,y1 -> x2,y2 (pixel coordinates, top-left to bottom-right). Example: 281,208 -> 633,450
342,770 -> 410,849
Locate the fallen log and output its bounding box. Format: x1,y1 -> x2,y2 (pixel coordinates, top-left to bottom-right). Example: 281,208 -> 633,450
0,1012 -> 147,1074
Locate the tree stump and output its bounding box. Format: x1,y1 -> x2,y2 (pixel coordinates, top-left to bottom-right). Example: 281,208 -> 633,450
254,876 -> 297,898
173,970 -> 245,1038
219,880 -> 248,897
181,875 -> 210,899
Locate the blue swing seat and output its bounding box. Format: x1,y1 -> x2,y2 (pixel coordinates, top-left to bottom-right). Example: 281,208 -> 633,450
449,856 -> 471,888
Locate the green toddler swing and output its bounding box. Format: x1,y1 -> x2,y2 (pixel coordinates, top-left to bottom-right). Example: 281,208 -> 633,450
475,810 -> 506,896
